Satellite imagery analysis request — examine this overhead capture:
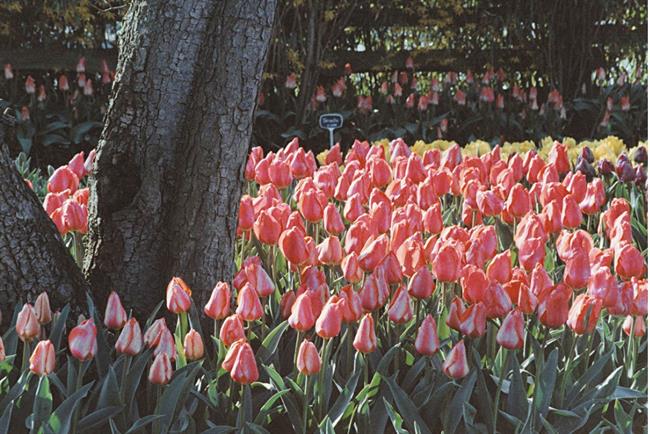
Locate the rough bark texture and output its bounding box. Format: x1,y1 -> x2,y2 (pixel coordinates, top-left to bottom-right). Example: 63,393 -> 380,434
84,0 -> 276,315
0,137 -> 88,320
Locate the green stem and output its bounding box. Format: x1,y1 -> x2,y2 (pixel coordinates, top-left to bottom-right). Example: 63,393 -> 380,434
302,375 -> 311,434
558,332 -> 577,408
493,350 -> 509,433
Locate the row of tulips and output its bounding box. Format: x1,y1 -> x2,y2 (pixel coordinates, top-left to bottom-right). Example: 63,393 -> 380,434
2,136 -> 648,433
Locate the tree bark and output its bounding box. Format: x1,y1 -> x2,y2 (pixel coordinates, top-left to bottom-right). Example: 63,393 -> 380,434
84,0 -> 276,315
0,135 -> 88,321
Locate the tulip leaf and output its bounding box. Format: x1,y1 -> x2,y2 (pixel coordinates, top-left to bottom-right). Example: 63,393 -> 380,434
77,406 -> 123,433
31,375 -> 53,433
401,356 -> 427,393
97,366 -> 123,410
506,352 -> 528,422
123,415 -> 164,434
375,343 -> 400,375
383,374 -> 433,434
47,382 -> 94,433
443,370 -> 477,434
244,422 -> 270,434
566,347 -> 613,403
383,398 -> 410,434
0,370 -> 31,411
124,350 -> 153,420
258,321 -> 289,363
322,353 -> 363,427
264,365 -> 303,434
320,417 -> 336,434
253,389 -> 290,425
533,348 -> 558,418
200,427 -> 236,434
49,305 -> 70,351
236,385 -> 252,428
153,363 -> 201,434
0,401 -> 13,434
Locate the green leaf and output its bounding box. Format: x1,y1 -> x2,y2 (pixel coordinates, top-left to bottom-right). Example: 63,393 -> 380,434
443,370 -> 477,434
124,350 -> 153,420
506,351 -> 528,422
253,389 -> 290,425
49,306 -> 70,352
153,363 -> 201,434
383,399 -> 410,434
47,382 -> 94,433
0,371 -> 31,411
383,375 -> 433,434
320,417 -> 335,434
257,321 -> 289,363
123,415 -> 164,434
533,348 -> 558,418
97,366 -> 123,411
70,121 -> 102,144
236,385 -> 252,428
0,401 -> 14,434
77,406 -> 122,433
31,375 -> 53,433
375,343 -> 400,375
264,365 -> 303,434
322,353 -> 363,427
200,427 -> 236,434
611,386 -> 646,400
566,347 -> 613,403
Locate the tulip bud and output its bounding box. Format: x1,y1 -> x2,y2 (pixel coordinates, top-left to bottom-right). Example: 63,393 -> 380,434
230,342 -> 259,384
353,313 -> 377,353
296,339 -> 321,375
236,283 -> 264,321
16,304 -> 40,342
341,252 -> 363,283
30,340 -> 56,376
222,339 -> 246,371
496,309 -> 525,349
166,277 -> 192,314
387,285 -> 413,324
575,158 -> 596,180
567,294 -> 602,334
219,314 -> 246,346
144,318 -> 167,348
115,318 -> 143,356
280,290 -> 296,319
316,296 -> 344,339
253,210 -> 282,245
432,242 -> 461,282
279,227 -> 309,265
616,155 -> 635,183
580,146 -> 594,163
48,166 -> 79,193
153,326 -> 176,361
339,285 -> 363,323
104,291 -> 127,330
623,316 -> 645,337
204,282 -> 231,320
68,319 -> 98,361
149,353 -> 173,385
0,338 -> 4,362
288,292 -> 317,332
415,315 -> 440,355
443,341 -> 470,379
34,292 -> 52,325
597,159 -> 615,176
184,329 -> 205,361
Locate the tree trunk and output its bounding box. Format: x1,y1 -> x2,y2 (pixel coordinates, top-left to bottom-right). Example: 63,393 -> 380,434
84,0 -> 276,315
0,134 -> 88,321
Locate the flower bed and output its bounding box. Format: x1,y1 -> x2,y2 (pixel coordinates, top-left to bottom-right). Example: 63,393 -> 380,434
2,136 -> 648,433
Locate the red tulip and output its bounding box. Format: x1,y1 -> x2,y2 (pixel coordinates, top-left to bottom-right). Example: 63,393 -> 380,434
408,266 -> 435,299
115,318 -> 143,356
342,252 -> 363,283
446,297 -> 466,331
244,261 -> 275,297
344,219 -> 372,255
579,179 -> 606,215
288,292 -> 317,332
548,141 -> 571,175
632,279 -> 647,316
220,315 -> 246,346
358,234 -> 389,272
443,341 -> 470,379
477,189 -> 504,217
353,313 -> 377,353
360,268 -> 390,311
323,203 -> 345,235
461,265 -> 488,304
387,285 -> 413,324
541,199 -> 562,234
166,277 -> 192,314
34,292 -> 52,325
30,340 -> 56,376
279,227 -> 309,266
537,284 -> 571,328
298,188 -> 326,223
269,157 -> 292,189
316,296 -> 344,339
297,341 -> 322,378
0,338 -> 5,362
104,291 -> 127,330
230,342 -> 259,384
153,326 -> 176,361
16,304 -> 40,342
459,302 -> 487,337
280,290 -> 296,319
564,171 -> 587,203
563,255 -> 591,289
144,318 -> 167,348
238,195 -> 255,231
61,199 -> 88,233
615,243 -> 645,280
339,285 -> 363,323
623,316 -> 646,337
253,209 -> 282,245
566,294 -> 602,334
415,315 -> 440,355
204,282 -> 231,320
184,329 -> 205,361
149,353 -> 173,385
496,309 -> 525,349
68,151 -> 87,179
43,190 -> 70,215
486,250 -> 512,284
561,196 -> 582,228
236,283 -> 264,321
423,202 -> 443,235
48,165 -> 79,193
317,236 -> 343,265
68,319 -> 97,361
483,282 -> 513,319
505,184 -> 530,218
432,242 -> 462,282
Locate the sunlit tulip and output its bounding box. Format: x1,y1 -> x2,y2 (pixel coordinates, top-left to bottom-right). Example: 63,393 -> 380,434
67,152 -> 87,180
459,302 -> 487,337
34,292 -> 52,325
316,296 -> 344,339
323,203 -> 345,235
353,313 -> 377,353
280,291 -> 296,319
30,340 -> 56,376
615,243 -> 645,280
342,252 -> 363,283
104,291 -> 127,330
148,353 -> 173,385
236,283 -> 264,321
567,294 -> 602,334
358,234 -> 389,272
432,242 -> 461,282
238,195 -> 255,231
298,188 -> 326,223
415,315 -> 440,355
16,304 -> 40,342
496,309 -> 525,349
486,250 -> 512,284
230,342 -> 259,384
623,316 -> 646,337
443,341 -> 470,379
153,326 -> 176,361
68,319 -> 98,361
166,277 -> 192,314
279,227 -> 309,265
0,338 -> 4,362
115,318 -> 143,356
387,285 -> 413,324
43,190 -> 69,216
269,158 -> 292,189
184,329 -> 205,361
339,285 -> 363,323
288,292 -> 317,332
61,199 -> 88,234
203,282 -> 231,320
317,236 -> 343,265
297,339 -> 321,375
538,284 -> 571,328
408,266 -> 435,299
220,315 -> 246,346
253,210 -> 281,245
48,166 -> 79,193
461,265 -> 488,304
222,339 -> 246,372
144,318 -> 167,348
